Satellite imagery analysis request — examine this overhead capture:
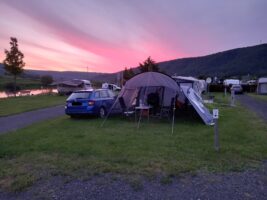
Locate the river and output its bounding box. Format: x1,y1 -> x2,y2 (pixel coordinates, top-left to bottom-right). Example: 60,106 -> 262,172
0,89 -> 58,99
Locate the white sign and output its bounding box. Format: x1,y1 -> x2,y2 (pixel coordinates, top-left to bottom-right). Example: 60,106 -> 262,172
206,77 -> 212,84
213,109 -> 219,119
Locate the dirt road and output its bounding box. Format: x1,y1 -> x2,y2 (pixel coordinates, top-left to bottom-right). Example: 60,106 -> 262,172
236,94 -> 267,122
0,105 -> 65,134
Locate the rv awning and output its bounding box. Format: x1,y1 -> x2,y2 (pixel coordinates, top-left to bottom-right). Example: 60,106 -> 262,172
181,86 -> 214,125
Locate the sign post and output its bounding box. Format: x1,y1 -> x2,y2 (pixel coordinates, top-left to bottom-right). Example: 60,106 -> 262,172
213,109 -> 220,151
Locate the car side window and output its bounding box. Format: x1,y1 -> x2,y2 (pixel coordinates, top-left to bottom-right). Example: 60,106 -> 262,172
100,90 -> 109,98
107,90 -> 115,98
94,91 -> 100,98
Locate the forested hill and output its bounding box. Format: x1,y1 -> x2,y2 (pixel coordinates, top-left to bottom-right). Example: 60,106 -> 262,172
158,44 -> 267,77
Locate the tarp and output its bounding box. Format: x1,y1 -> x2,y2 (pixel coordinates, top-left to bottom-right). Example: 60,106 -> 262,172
181,86 -> 214,125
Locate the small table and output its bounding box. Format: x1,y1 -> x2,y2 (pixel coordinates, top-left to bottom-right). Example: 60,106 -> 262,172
135,105 -> 152,122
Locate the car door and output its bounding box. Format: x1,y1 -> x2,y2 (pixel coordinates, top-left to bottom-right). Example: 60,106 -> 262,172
100,90 -> 114,112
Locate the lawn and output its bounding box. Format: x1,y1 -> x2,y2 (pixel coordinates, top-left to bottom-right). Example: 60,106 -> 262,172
0,95 -> 66,116
0,75 -> 42,90
0,93 -> 266,191
247,93 -> 267,102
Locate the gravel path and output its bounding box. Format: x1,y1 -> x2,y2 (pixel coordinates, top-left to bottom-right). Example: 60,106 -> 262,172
236,94 -> 267,122
0,162 -> 266,200
0,105 -> 65,134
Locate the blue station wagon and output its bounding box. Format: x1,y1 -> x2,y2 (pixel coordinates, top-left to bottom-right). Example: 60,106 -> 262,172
65,89 -> 116,118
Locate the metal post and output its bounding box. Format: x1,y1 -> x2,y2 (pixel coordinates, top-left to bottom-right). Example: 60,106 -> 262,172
224,86 -> 227,96
214,119 -> 219,151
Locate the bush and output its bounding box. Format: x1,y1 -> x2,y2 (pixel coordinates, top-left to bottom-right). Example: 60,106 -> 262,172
41,75 -> 53,87
4,82 -> 21,92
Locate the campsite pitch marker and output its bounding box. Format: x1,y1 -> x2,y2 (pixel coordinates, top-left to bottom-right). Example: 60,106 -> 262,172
213,109 -> 220,151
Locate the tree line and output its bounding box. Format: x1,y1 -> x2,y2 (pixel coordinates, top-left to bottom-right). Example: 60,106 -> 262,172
123,56 -> 160,82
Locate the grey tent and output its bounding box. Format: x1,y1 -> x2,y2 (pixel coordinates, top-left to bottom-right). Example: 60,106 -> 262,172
119,72 -> 181,109
102,72 -> 214,128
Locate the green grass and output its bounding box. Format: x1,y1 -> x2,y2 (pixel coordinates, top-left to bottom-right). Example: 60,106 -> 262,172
0,95 -> 65,116
0,93 -> 266,191
0,75 -> 42,90
247,93 -> 267,102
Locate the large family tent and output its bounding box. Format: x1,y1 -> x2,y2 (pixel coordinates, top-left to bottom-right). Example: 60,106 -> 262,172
119,72 -> 181,110
102,72 -> 214,128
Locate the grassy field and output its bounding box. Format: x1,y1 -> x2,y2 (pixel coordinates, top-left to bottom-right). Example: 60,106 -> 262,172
247,93 -> 267,102
0,95 -> 66,116
0,75 -> 42,90
0,93 -> 266,191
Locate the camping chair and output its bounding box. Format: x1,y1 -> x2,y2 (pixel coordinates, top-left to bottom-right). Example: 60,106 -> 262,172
118,97 -> 135,117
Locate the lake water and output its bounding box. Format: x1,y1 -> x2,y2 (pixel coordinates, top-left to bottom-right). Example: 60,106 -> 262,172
0,89 -> 58,99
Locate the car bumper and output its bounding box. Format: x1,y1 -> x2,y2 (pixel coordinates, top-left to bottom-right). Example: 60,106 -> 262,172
65,106 -> 95,115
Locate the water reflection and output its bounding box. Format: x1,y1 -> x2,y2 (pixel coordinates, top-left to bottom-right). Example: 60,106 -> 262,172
0,89 -> 58,99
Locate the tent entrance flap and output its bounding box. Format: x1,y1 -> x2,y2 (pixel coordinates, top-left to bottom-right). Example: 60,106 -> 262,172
181,86 -> 214,125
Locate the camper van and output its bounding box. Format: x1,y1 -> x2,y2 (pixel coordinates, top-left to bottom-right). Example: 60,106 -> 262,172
223,79 -> 240,86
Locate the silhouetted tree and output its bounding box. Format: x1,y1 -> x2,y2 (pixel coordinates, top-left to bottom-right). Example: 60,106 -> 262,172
41,75 -> 53,87
123,67 -> 135,81
139,56 -> 159,72
3,37 -> 25,94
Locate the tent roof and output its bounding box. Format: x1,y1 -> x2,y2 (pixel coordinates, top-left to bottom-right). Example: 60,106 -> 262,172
124,72 -> 179,92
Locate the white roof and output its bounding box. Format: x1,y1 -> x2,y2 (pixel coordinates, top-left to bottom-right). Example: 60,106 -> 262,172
258,77 -> 267,83
172,76 -> 199,82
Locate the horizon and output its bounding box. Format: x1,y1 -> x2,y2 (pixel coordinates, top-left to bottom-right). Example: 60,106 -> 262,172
0,0 -> 266,73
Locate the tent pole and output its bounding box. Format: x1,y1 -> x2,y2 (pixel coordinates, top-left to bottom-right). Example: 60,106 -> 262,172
100,93 -> 120,127
171,95 -> 177,135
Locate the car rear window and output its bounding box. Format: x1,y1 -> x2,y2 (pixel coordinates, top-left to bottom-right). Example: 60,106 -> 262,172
67,92 -> 92,101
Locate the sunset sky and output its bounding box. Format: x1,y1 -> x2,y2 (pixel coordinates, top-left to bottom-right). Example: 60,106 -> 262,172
0,0 -> 266,73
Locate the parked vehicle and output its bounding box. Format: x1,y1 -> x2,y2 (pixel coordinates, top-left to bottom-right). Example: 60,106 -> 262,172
52,79 -> 92,95
102,83 -> 121,91
65,89 -> 116,118
223,79 -> 240,86
230,84 -> 243,94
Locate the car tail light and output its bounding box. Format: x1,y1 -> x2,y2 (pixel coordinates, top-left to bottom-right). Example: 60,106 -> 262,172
88,101 -> 95,106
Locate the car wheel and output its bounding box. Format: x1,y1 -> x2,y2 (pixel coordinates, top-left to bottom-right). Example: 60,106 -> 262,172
99,107 -> 106,118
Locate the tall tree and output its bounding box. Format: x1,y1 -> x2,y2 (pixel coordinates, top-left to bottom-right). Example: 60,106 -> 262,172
139,56 -> 159,73
123,67 -> 135,81
3,37 -> 25,93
